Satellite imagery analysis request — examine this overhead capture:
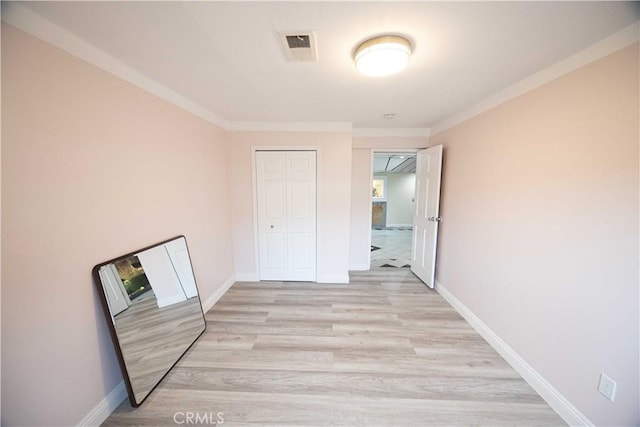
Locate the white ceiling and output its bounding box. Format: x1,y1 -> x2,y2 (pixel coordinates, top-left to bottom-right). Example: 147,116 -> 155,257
11,1 -> 640,129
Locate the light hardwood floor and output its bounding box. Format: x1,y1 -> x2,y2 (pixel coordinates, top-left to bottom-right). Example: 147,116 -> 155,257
103,268 -> 565,426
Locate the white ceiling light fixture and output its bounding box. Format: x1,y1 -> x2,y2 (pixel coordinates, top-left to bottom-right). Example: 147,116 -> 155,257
354,35 -> 412,77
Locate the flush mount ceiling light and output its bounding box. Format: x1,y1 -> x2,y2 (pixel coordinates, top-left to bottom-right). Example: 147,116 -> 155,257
354,35 -> 412,77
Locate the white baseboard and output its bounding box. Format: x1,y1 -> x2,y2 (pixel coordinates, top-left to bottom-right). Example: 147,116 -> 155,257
386,223 -> 413,228
434,280 -> 594,427
349,262 -> 370,271
316,274 -> 350,284
77,381 -> 127,427
202,274 -> 236,313
235,272 -> 259,282
235,273 -> 350,283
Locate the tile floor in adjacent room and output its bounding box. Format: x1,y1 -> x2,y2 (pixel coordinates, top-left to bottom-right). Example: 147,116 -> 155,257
371,227 -> 413,268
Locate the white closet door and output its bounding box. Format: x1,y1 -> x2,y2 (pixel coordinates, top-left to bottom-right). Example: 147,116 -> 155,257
256,151 -> 316,281
257,152 -> 289,280
286,152 -> 317,281
165,238 -> 198,298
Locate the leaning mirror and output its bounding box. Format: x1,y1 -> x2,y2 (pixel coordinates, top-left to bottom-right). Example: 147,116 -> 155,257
93,235 -> 206,406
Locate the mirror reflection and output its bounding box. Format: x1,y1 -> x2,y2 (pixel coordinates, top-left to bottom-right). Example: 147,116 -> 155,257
95,236 -> 206,406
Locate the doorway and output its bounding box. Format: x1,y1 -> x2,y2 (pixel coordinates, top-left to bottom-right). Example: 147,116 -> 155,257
370,152 -> 417,268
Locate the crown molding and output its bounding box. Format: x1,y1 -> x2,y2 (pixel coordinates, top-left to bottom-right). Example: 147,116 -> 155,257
228,121 -> 353,132
432,21 -> 640,135
352,128 -> 431,138
1,3 -> 230,129
7,3 -> 635,138
1,3 -> 354,135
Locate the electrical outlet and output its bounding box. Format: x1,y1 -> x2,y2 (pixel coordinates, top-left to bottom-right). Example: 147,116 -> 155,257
598,373 -> 617,402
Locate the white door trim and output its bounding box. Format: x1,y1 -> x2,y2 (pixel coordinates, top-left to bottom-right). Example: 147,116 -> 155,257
251,146 -> 321,281
368,148 -> 422,269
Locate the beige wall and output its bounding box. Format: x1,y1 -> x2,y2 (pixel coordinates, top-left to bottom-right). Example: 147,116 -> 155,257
1,24 -> 235,426
352,136 -> 428,150
431,44 -> 639,426
349,148 -> 372,269
350,137 -> 427,270
229,131 -> 352,282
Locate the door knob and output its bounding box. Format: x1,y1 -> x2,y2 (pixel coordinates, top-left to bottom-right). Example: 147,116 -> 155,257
270,225 -> 274,229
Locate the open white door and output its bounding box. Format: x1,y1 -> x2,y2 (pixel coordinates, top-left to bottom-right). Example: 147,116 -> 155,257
99,264 -> 131,317
411,145 -> 443,288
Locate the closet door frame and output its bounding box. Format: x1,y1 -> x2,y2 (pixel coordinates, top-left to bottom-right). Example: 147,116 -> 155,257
251,146 -> 321,281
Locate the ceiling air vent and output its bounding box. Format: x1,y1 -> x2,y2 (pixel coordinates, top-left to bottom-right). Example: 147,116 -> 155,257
279,31 -> 318,62
286,35 -> 310,49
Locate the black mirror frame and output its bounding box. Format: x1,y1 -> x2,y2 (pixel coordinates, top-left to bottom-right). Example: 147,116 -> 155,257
92,235 -> 207,407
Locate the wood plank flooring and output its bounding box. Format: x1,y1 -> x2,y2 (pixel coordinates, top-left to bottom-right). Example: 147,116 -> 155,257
113,293 -> 205,403
103,268 -> 565,426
